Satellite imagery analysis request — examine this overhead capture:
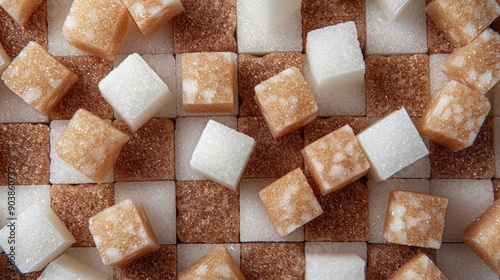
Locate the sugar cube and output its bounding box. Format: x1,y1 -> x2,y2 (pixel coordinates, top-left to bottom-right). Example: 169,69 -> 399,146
259,168 -> 323,237
376,0 -> 413,20
240,0 -> 301,31
0,81 -> 48,123
429,54 -> 450,97
437,243 -> 498,280
99,53 -> 173,132
65,247 -> 113,278
37,254 -> 107,280
426,4 -> 455,55
113,245 -> 177,279
118,19 -> 174,55
0,0 -> 43,26
0,185 -> 50,228
190,119 -> 255,190
254,66 -> 318,138
1,41 -> 78,116
305,253 -> 365,280
305,242 -> 367,262
0,42 -> 10,74
387,252 -> 446,280
0,205 -> 75,273
306,21 -> 365,92
121,0 -> 184,36
89,199 -> 159,267
55,109 -> 129,183
62,0 -> 129,60
177,244 -> 241,273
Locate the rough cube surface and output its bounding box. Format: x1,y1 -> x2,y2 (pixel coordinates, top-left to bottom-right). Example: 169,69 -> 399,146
113,245 -> 177,279
259,168 -> 323,237
376,0 -> 413,20
426,3 -> 454,55
388,252 -> 446,280
37,254 -> 107,280
383,190 -> 448,249
305,253 -> 365,280
89,199 -> 159,268
1,41 -> 78,116
0,0 -> 43,26
121,0 -> 183,36
254,66 -> 318,138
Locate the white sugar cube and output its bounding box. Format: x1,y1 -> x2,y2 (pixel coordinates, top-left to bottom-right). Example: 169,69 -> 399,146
376,0 -> 414,20
239,0 -> 301,31
0,205 -> 75,273
177,244 -> 241,274
0,43 -> 11,74
357,108 -> 429,181
0,81 -> 49,123
118,16 -> 173,55
429,54 -> 450,98
38,254 -> 107,280
430,179 -> 494,242
366,0 -> 427,55
305,242 -> 367,262
65,247 -> 113,279
495,117 -> 500,178
436,244 -> 498,280
306,21 -> 365,92
305,253 -> 365,280
0,185 -> 50,228
240,179 -> 304,242
190,120 -> 256,190
115,181 -> 176,244
99,53 -> 173,132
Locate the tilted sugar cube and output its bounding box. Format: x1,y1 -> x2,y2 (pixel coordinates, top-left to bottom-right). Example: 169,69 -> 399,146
1,41 -> 78,116
121,0 -> 184,36
426,0 -> 500,47
89,199 -> 159,268
55,109 -> 130,183
387,252 -> 447,280
254,66 -> 318,138
99,53 -> 173,132
62,0 -> 129,60
383,190 -> 448,249
441,28 -> 500,94
37,254 -> 107,280
418,81 -> 490,152
306,21 -> 365,92
375,0 -> 414,20
302,124 -> 370,196
0,205 -> 75,273
305,253 -> 365,280
0,42 -> 11,74
0,0 -> 43,26
259,168 -> 323,237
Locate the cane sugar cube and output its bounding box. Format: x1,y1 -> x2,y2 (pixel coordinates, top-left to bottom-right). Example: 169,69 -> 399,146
0,42 -> 10,74
306,253 -> 365,280
190,120 -> 255,190
426,5 -> 454,55
38,254 -> 107,280
177,244 -> 241,273
182,52 -> 235,113
302,125 -> 370,196
62,0 -> 128,60
441,29 -> 500,94
463,199 -> 500,274
259,168 -> 323,237
429,54 -> 450,97
426,0 -> 500,48
255,66 -> 318,138
89,199 -> 159,267
437,243 -> 498,280
376,0 -> 413,20
306,22 -> 365,92
113,245 -> 177,279
99,53 -> 172,132
383,190 -> 448,249
0,0 -> 43,26
0,205 -> 75,273
357,108 -> 429,182
388,252 -> 446,280
121,0 -> 183,36
1,41 -> 78,116
419,81 -> 491,152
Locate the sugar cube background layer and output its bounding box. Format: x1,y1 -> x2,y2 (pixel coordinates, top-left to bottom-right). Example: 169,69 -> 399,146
429,53 -> 450,97
305,253 -> 365,280
436,243 -> 498,280
305,242 -> 368,261
37,253 -> 107,280
113,245 -> 177,279
375,0 -> 413,20
65,247 -> 113,279
0,185 -> 50,228
0,81 -> 49,123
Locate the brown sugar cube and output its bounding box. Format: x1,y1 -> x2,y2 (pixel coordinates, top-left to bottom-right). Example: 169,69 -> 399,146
302,125 -> 370,195
383,190 -> 448,249
387,252 -> 447,280
51,183 -> 114,247
113,245 -> 177,280
441,28 -> 500,94
305,180 -> 369,242
179,244 -> 244,280
182,52 -> 235,113
121,0 -> 184,36
0,253 -> 41,280
419,81 -> 491,152
0,0 -> 42,26
255,66 -> 318,138
113,118 -> 174,182
89,199 -> 159,268
0,123 -> 49,185
50,56 -> 113,120
426,0 -> 500,47
463,199 -> 500,274
176,180 -> 239,243
238,116 -> 303,178
62,0 -> 129,60
366,54 -> 430,117
241,242 -> 305,279
1,41 -> 78,116
259,168 -> 323,237
172,0 -> 236,53
426,0 -> 454,54
55,109 -> 130,183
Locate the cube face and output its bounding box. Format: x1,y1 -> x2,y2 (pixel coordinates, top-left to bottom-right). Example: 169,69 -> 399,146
55,109 -> 130,183
383,190 -> 448,249
177,244 -> 241,274
255,66 -> 318,138
441,29 -> 500,94
182,52 -> 235,113
0,0 -> 43,26
1,41 -> 78,116
88,199 -> 159,267
306,21 -> 365,92
302,125 -> 369,195
387,252 -> 446,280
113,245 -> 177,279
121,0 -> 184,36
305,253 -> 365,280
62,0 -> 129,60
426,6 -> 454,55
38,254 -> 107,280
259,168 -> 323,237
419,81 -> 491,152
